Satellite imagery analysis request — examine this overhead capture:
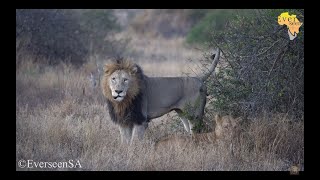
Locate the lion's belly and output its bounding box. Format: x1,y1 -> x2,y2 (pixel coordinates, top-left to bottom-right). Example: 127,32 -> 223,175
145,77 -> 202,120
147,109 -> 174,120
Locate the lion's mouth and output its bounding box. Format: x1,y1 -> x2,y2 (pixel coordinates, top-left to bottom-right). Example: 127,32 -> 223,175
113,95 -> 122,99
113,95 -> 124,101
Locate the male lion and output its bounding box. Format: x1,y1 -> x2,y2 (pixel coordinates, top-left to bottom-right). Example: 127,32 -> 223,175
155,114 -> 239,150
101,49 -> 220,145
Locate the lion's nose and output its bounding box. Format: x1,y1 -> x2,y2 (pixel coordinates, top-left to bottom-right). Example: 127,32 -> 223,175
115,90 -> 123,94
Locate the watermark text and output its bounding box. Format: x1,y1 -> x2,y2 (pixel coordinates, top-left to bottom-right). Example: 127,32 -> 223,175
18,159 -> 82,169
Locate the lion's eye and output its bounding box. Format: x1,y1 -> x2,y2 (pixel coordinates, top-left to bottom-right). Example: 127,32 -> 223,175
111,77 -> 116,81
124,78 -> 128,82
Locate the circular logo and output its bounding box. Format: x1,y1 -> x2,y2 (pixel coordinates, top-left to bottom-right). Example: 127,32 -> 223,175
18,159 -> 26,168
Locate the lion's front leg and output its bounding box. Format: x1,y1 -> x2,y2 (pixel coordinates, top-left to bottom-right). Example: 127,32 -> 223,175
119,125 -> 134,145
133,92 -> 148,141
134,122 -> 148,141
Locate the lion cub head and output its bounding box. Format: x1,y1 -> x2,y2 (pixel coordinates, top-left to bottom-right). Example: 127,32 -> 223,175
214,114 -> 238,140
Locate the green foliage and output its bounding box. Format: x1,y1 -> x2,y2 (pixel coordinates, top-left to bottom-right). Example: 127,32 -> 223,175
186,10 -> 253,44
186,9 -> 211,24
207,9 -> 304,120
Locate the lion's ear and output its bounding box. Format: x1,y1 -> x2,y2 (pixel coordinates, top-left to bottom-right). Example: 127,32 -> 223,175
103,64 -> 111,74
215,114 -> 222,124
130,64 -> 139,75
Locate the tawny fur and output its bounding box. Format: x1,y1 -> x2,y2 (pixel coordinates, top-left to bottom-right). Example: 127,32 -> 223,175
155,114 -> 239,150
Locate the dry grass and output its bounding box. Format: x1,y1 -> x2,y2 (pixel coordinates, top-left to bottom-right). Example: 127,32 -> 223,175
16,61 -> 304,171
16,35 -> 303,171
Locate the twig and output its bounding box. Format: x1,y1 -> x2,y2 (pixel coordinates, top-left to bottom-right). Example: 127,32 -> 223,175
268,42 -> 289,78
240,39 -> 280,58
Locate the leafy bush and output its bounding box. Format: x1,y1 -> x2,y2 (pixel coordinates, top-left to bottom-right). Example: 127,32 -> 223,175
206,9 -> 304,120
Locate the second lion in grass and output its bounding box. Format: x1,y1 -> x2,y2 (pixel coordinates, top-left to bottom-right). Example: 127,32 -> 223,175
155,114 -> 239,150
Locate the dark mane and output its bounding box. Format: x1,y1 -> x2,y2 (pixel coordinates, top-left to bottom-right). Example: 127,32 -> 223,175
106,91 -> 146,127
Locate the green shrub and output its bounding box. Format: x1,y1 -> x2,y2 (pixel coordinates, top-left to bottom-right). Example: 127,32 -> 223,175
186,10 -> 253,44
206,9 -> 304,120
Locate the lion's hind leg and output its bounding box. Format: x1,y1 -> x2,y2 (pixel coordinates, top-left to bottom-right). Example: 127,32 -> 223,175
190,91 -> 207,133
175,110 -> 192,135
181,117 -> 191,135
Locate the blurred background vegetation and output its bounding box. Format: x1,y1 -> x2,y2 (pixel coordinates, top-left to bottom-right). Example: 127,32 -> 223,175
16,9 -> 122,66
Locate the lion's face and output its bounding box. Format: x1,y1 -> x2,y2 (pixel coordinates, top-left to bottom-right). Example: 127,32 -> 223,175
101,60 -> 141,105
108,70 -> 132,102
215,115 -> 237,139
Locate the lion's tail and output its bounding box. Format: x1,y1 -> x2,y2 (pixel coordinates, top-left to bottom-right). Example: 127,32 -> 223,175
201,48 -> 221,82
